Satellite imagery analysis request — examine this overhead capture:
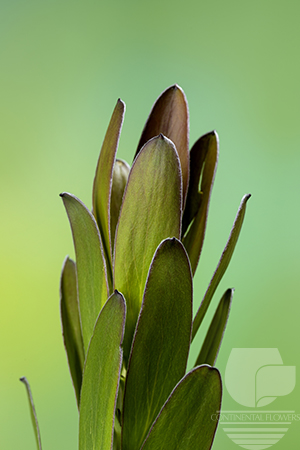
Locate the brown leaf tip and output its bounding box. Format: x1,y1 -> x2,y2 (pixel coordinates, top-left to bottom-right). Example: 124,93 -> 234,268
117,98 -> 125,107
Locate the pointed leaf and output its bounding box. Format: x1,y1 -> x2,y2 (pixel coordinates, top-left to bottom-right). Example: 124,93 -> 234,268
20,377 -> 42,450
60,256 -> 84,407
60,192 -> 109,351
135,85 -> 189,204
195,289 -> 234,367
192,194 -> 251,340
114,134 -> 182,363
183,131 -> 218,274
79,291 -> 126,450
110,159 -> 130,253
122,238 -> 192,450
141,366 -> 221,450
93,99 -> 125,290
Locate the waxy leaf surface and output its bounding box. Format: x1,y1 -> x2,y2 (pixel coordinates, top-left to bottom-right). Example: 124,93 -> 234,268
79,291 -> 125,450
92,99 -> 125,290
192,194 -> 251,340
60,257 -> 84,407
20,377 -> 42,450
110,159 -> 130,253
114,135 -> 182,363
61,193 -> 108,351
195,289 -> 234,367
183,131 -> 218,275
135,85 -> 189,204
141,366 -> 221,450
122,238 -> 192,450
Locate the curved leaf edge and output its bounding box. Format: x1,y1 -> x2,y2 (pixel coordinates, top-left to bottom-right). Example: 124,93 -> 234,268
125,236 -> 193,365
192,193 -> 251,341
140,365 -> 222,450
183,131 -> 219,275
60,255 -> 85,408
134,85 -> 189,206
121,237 -> 193,448
60,191 -> 110,306
79,290 -> 126,450
92,99 -> 126,288
112,133 -> 183,276
194,288 -> 234,367
20,377 -> 42,450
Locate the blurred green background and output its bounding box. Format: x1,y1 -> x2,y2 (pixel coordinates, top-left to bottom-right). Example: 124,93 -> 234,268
1,0 -> 299,449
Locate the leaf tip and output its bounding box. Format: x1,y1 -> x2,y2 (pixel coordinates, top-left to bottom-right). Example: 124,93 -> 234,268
205,130 -> 219,148
211,129 -> 219,143
117,98 -> 126,110
170,83 -> 185,94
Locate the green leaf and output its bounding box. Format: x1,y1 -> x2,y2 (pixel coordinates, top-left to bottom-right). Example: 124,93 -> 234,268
60,256 -> 84,407
134,85 -> 189,204
195,289 -> 234,367
92,99 -> 125,290
79,291 -> 126,450
183,131 -> 218,275
114,134 -> 182,364
192,194 -> 251,340
60,192 -> 109,351
20,377 -> 42,450
182,131 -> 211,236
141,366 -> 221,450
122,238 -> 192,450
110,159 -> 130,253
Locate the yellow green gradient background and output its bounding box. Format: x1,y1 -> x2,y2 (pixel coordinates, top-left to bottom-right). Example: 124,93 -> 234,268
1,1 -> 299,449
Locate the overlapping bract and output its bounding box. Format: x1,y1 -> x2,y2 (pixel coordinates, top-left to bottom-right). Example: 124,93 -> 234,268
59,85 -> 250,450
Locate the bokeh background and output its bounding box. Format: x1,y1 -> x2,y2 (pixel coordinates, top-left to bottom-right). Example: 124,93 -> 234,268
1,1 -> 299,449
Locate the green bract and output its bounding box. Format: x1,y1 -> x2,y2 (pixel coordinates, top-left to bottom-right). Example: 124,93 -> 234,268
21,85 -> 250,450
